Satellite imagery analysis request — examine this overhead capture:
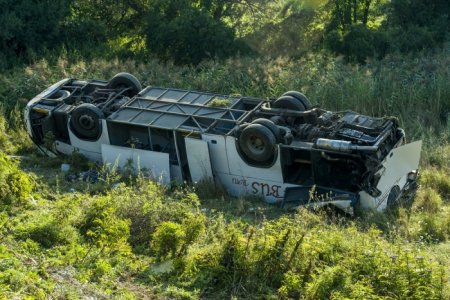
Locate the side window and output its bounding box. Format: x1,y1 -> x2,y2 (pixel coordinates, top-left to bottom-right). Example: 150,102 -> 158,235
149,128 -> 178,164
107,122 -> 150,150
107,122 -> 179,165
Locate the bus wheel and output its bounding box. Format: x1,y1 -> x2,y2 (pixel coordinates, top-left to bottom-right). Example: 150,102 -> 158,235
282,91 -> 311,110
239,123 -> 276,163
108,72 -> 142,96
273,95 -> 306,111
70,103 -> 104,140
252,118 -> 281,142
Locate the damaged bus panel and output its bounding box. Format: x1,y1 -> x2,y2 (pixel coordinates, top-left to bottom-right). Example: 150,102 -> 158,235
25,73 -> 422,213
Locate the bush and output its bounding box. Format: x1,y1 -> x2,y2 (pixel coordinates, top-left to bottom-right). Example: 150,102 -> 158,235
77,195 -> 131,257
0,153 -> 34,210
420,169 -> 450,198
173,214 -> 448,299
152,221 -> 185,260
413,187 -> 443,213
391,25 -> 437,53
60,18 -> 109,59
306,265 -> 350,299
17,214 -> 78,248
417,214 -> 448,243
325,24 -> 389,63
386,0 -> 449,53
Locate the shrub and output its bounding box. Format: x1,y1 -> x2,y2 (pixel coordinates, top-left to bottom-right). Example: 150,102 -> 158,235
325,24 -> 389,63
77,195 -> 131,257
426,143 -> 450,170
306,265 -> 350,299
391,25 -> 437,53
152,221 -> 185,260
387,0 -> 449,53
420,169 -> 450,198
0,153 -> 34,210
17,215 -> 78,248
179,213 -> 206,256
0,112 -> 14,153
417,214 -> 448,243
342,25 -> 376,63
413,187 -> 443,213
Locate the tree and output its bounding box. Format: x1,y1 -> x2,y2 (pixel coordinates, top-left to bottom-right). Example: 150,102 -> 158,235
0,0 -> 72,65
327,0 -> 373,30
322,0 -> 382,62
70,0 -> 147,38
146,0 -> 248,64
386,0 -> 449,52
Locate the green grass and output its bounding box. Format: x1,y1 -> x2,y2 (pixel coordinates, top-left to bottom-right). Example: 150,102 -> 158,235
0,52 -> 449,298
1,48 -> 449,135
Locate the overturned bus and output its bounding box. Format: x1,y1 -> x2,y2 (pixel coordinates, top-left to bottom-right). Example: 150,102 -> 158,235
25,73 -> 421,213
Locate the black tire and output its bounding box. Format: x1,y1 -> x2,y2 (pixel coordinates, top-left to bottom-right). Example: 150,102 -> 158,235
273,95 -> 306,111
108,72 -> 142,96
70,103 -> 104,140
252,118 -> 281,142
386,185 -> 402,209
282,91 -> 311,110
239,124 -> 276,163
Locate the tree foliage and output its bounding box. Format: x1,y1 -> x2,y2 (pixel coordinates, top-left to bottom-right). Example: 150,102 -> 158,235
327,0 -> 374,29
386,0 -> 450,52
0,0 -> 449,66
323,0 -> 450,62
0,0 -> 71,66
70,0 -> 145,37
146,0 -> 249,64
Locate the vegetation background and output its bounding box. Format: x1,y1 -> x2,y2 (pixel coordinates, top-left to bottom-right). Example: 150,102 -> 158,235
0,0 -> 449,298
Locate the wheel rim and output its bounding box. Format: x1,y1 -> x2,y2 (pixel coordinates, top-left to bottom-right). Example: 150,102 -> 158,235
247,135 -> 266,155
79,114 -> 95,130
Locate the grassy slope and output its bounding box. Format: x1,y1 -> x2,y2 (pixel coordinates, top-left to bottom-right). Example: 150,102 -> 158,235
0,51 -> 449,299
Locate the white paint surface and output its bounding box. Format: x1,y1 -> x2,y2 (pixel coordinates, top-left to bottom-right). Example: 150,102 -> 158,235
376,140 -> 422,192
215,172 -> 296,204
68,119 -> 110,157
101,144 -> 170,185
201,134 -> 229,173
359,140 -> 422,210
185,138 -> 213,182
225,136 -> 283,182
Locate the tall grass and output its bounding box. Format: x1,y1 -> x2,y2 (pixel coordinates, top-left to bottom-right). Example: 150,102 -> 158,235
1,49 -> 449,142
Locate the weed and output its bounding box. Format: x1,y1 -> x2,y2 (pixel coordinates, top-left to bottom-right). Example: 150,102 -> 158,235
413,187 -> 444,213
0,153 -> 35,210
420,169 -> 450,198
